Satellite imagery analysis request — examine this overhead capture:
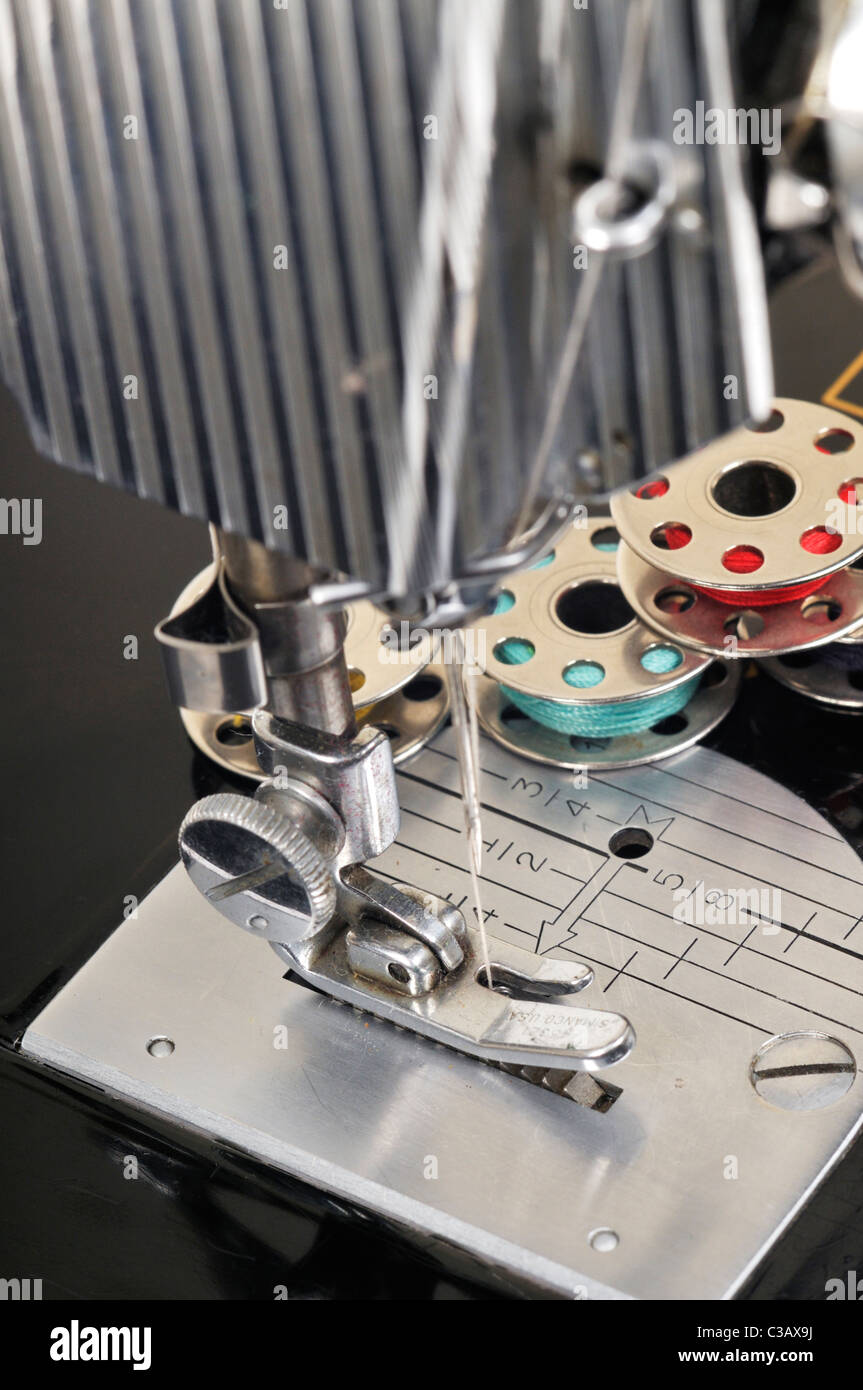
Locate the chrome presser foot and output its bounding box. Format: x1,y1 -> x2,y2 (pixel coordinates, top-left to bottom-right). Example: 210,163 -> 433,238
178,711 -> 635,1088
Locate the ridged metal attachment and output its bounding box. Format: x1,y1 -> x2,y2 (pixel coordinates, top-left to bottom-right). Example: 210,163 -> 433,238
0,0 -> 772,600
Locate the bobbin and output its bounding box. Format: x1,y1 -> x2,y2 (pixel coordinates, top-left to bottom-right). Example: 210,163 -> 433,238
760,627 -> 863,710
616,540 -> 863,657
466,515 -> 729,767
473,515 -> 712,707
471,663 -> 740,771
610,398 -> 863,597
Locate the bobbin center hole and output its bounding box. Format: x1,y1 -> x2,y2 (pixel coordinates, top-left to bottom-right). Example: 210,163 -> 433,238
555,580 -> 635,636
710,460 -> 797,518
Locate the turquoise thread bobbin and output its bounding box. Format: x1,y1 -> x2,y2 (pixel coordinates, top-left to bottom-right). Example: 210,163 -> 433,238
470,514 -> 720,764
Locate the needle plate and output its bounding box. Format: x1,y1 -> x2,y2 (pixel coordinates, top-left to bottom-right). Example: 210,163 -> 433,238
22,731 -> 863,1299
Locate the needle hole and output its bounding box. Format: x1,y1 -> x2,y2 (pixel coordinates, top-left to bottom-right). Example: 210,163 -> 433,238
609,827 -> 654,859
475,964 -> 583,1001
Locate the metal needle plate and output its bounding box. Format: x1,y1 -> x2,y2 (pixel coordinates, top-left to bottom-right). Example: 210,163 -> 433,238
22,728 -> 863,1300
471,663 -> 740,769
611,397 -> 863,592
617,539 -> 863,657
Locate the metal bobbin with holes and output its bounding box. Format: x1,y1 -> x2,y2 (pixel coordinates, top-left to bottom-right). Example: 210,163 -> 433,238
470,665 -> 740,771
760,626 -> 863,710
616,538 -> 863,658
610,398 -> 863,595
474,515 -> 712,707
466,514 -> 739,768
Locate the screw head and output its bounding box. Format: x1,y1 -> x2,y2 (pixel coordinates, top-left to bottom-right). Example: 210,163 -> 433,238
179,791 -> 337,944
750,1031 -> 856,1111
589,1228 -> 619,1253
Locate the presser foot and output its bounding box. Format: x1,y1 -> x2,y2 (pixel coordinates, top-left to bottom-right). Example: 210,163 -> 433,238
179,791 -> 635,1084
284,959 -> 627,1110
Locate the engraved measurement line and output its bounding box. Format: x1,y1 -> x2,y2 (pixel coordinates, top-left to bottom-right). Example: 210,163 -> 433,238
361,868 -> 539,944
576,914 -> 863,1037
392,840 -> 561,910
664,937 -> 698,979
558,944 -> 771,1035
397,769 -> 608,859
369,865 -> 861,1032
420,745 -> 507,780
400,805 -> 459,834
647,763 -> 842,843
724,924 -> 757,968
591,775 -> 863,888
502,921 -> 536,940
601,889 -> 863,999
783,911 -> 816,954
602,950 -> 638,993
659,841 -> 863,931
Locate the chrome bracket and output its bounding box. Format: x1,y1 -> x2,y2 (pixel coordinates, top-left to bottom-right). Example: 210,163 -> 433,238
154,557 -> 267,713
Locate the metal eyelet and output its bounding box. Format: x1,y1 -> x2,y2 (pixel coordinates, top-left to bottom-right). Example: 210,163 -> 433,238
573,140 -> 677,261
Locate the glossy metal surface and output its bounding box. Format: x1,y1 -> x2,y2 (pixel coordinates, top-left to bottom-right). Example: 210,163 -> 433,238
611,399 -> 863,591
3,255 -> 863,1303
252,714 -> 398,864
156,559 -> 268,714
180,776 -> 632,1070
23,729 -> 863,1300
277,917 -> 632,1072
760,652 -> 863,710
476,515 -> 711,705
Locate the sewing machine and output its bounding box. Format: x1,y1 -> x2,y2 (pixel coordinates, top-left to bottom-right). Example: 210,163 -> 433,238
2,0 -> 863,1305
